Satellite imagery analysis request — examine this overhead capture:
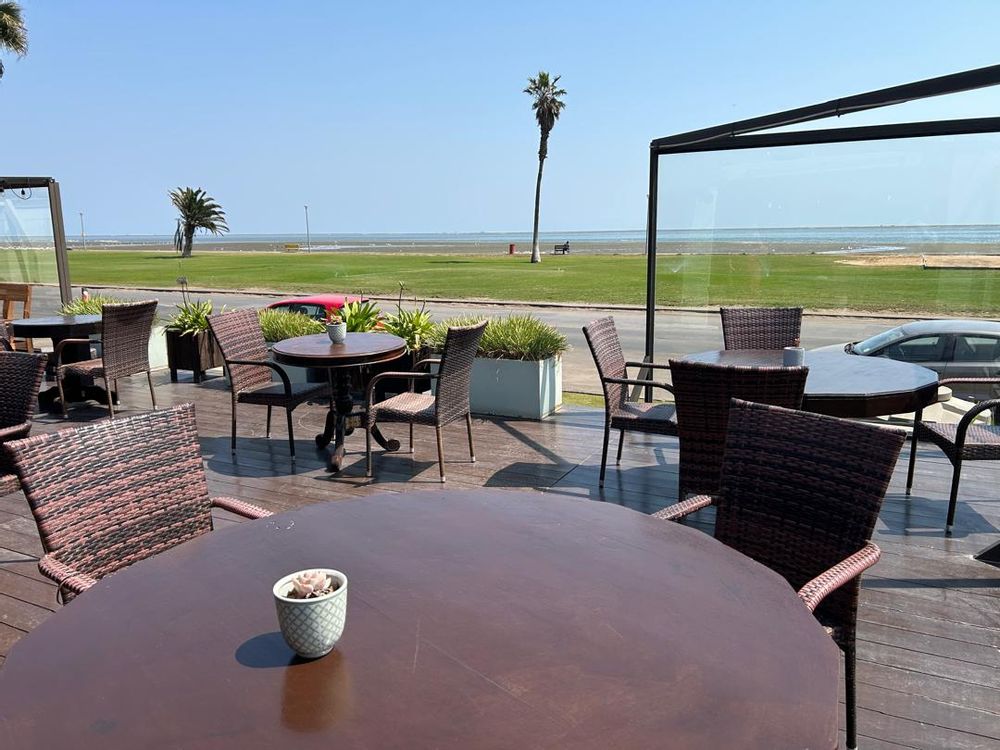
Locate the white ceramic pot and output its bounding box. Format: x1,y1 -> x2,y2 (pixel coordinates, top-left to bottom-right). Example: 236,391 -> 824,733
273,569 -> 348,659
327,323 -> 347,344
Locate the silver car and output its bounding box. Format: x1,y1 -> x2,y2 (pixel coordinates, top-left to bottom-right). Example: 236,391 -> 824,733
812,319 -> 1000,401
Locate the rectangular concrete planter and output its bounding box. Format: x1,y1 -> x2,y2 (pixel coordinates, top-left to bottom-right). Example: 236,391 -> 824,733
436,355 -> 562,420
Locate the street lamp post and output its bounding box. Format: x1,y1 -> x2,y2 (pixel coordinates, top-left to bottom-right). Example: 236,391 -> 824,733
79,212 -> 86,251
304,205 -> 311,252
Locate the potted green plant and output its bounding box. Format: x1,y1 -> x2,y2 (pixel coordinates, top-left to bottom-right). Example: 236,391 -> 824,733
257,308 -> 326,383
374,295 -> 435,400
428,315 -> 568,419
164,299 -> 222,383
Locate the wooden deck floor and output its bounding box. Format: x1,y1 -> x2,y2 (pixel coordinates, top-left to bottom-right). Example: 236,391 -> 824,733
1,371 -> 998,749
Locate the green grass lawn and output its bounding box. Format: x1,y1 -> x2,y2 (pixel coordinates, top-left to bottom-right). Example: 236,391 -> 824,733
65,250 -> 1000,315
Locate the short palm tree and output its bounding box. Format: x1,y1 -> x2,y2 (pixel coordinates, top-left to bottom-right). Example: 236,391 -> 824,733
0,1 -> 27,79
524,71 -> 566,264
169,188 -> 228,258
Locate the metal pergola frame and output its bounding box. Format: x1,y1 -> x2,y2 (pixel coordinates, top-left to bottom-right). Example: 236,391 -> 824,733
0,176 -> 72,305
643,63 -> 1000,370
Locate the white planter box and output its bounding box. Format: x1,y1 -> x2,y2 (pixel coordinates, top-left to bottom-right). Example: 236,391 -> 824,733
436,355 -> 562,419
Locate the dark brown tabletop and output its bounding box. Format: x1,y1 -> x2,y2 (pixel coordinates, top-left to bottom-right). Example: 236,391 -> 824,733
683,349 -> 940,418
9,314 -> 101,339
272,332 -> 406,369
0,490 -> 839,750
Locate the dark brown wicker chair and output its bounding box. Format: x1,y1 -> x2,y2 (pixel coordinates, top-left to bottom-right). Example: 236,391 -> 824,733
905,376 -> 1000,532
0,320 -> 13,351
654,399 -> 906,750
669,358 -> 808,499
0,351 -> 47,496
4,403 -> 271,602
720,306 -> 803,350
365,321 -> 486,482
583,317 -> 678,487
54,299 -> 159,419
208,309 -> 329,467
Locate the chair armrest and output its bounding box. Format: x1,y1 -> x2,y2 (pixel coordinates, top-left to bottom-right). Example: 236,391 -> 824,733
226,359 -> 292,397
625,360 -> 671,371
366,370 -> 436,405
603,376 -> 675,396
413,357 -> 442,370
38,552 -> 98,597
797,542 -> 881,612
954,397 -> 1000,443
211,495 -> 273,519
54,337 -> 95,366
0,473 -> 20,496
0,420 -> 32,442
651,494 -> 714,521
0,338 -> 11,352
939,377 -> 1000,386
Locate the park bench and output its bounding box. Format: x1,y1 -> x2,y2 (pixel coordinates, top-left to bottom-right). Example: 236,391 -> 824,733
553,241 -> 571,254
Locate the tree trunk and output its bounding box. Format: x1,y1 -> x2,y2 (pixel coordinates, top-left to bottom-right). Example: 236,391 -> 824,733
530,130 -> 549,264
182,227 -> 195,258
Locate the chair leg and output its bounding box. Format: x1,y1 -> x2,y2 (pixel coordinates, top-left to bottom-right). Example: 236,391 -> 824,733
230,396 -> 238,456
56,369 -> 68,418
466,413 -> 476,462
146,370 -> 157,410
905,410 -> 921,495
366,423 -> 373,477
105,377 -> 115,420
435,426 -> 446,483
409,423 -> 414,454
599,418 -> 611,488
845,640 -> 857,750
616,429 -> 625,464
265,405 -> 272,438
286,407 -> 296,465
946,458 -> 963,533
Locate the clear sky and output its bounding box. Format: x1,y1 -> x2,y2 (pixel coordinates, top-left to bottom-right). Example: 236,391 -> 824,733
4,1 -> 1000,235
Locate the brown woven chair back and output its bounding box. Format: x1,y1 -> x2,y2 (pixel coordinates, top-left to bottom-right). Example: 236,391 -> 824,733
6,403 -> 215,582
0,351 -> 47,477
669,359 -> 808,498
0,320 -> 12,351
720,306 -> 802,350
716,399 -> 904,630
208,309 -> 272,393
582,316 -> 628,417
100,300 -> 158,380
434,321 -> 487,425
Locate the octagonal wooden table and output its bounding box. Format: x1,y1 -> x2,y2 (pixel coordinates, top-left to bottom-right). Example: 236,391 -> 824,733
0,490 -> 839,749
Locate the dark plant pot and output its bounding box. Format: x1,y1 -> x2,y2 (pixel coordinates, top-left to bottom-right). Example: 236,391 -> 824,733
166,329 -> 223,383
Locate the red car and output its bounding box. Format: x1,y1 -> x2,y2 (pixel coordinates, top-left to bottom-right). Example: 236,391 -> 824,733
266,294 -> 365,321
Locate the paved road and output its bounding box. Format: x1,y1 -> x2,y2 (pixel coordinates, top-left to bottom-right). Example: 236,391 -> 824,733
32,286 -> 912,393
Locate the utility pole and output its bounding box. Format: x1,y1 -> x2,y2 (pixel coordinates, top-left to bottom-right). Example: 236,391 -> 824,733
79,211 -> 87,251
304,205 -> 311,252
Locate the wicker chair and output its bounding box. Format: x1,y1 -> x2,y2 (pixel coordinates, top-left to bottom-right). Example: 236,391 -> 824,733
654,399 -> 905,750
0,320 -> 12,351
905,376 -> 1000,532
669,358 -> 808,499
0,351 -> 47,496
365,321 -> 486,482
54,299 -> 159,419
720,306 -> 803,350
208,309 -> 329,467
583,317 -> 677,488
4,403 -> 271,602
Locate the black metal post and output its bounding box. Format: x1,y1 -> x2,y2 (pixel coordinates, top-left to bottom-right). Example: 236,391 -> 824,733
643,147 -> 659,403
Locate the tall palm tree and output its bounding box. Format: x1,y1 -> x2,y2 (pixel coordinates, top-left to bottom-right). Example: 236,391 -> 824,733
0,2 -> 27,79
169,187 -> 228,258
524,71 -> 566,264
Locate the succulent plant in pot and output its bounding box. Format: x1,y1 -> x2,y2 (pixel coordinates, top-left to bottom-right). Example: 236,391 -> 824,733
273,569 -> 349,659
163,299 -> 223,383
325,311 -> 347,344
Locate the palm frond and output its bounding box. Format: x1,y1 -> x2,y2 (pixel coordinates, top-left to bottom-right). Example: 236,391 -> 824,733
0,1 -> 28,78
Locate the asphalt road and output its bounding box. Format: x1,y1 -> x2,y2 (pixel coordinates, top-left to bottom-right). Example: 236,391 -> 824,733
32,286 -> 913,393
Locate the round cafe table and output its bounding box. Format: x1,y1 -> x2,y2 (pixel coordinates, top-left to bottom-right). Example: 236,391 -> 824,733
271,332 -> 406,472
683,349 -> 939,418
9,315 -> 110,412
0,490 -> 839,749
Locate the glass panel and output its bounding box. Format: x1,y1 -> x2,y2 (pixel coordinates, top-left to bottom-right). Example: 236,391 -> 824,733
0,185 -> 58,286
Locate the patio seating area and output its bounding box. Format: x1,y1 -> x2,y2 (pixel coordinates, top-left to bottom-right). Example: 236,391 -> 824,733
1,369 -> 998,748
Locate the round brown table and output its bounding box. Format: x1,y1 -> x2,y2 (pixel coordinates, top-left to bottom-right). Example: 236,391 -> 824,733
272,332 -> 406,472
9,315 -> 110,412
683,349 -> 939,418
0,490 -> 839,749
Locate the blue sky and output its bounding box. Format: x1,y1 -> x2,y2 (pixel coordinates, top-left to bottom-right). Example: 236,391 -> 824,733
4,1 -> 1000,235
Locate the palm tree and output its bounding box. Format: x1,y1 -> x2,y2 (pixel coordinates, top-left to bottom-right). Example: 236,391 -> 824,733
169,187 -> 228,258
524,71 -> 566,264
0,2 -> 27,79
